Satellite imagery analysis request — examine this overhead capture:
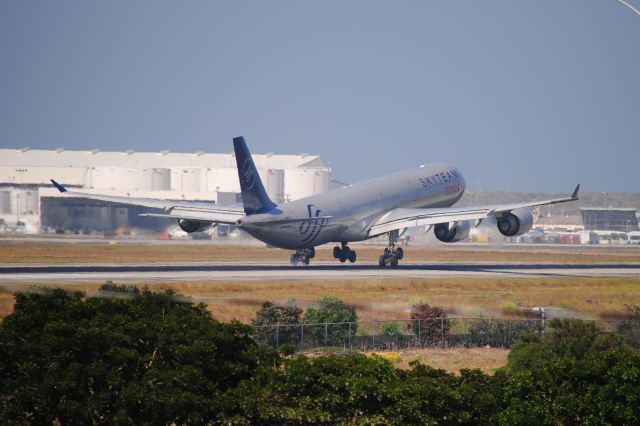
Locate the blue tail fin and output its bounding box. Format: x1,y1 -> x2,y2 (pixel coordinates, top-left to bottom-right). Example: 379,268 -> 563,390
233,136 -> 277,215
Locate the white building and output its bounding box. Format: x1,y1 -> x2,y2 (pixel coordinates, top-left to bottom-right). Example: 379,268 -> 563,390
0,147 -> 340,232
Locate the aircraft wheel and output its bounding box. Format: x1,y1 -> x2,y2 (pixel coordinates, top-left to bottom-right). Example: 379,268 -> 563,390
395,247 -> 404,260
308,247 -> 315,259
290,254 -> 299,265
333,246 -> 341,259
348,250 -> 357,263
301,257 -> 310,265
339,246 -> 350,263
378,255 -> 386,267
390,257 -> 399,268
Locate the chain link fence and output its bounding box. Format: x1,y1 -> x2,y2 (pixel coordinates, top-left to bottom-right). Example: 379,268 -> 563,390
253,317 -> 640,351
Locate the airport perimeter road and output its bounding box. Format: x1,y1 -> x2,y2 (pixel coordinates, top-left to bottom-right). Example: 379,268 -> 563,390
2,262 -> 640,283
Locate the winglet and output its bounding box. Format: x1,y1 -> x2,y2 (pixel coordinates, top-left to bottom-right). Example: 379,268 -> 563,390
50,179 -> 67,193
571,184 -> 580,200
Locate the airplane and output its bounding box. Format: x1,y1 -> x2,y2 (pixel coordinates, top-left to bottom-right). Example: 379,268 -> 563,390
51,136 -> 580,267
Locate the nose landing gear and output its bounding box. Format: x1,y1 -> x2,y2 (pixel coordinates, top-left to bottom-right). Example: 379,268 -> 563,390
333,242 -> 357,263
291,247 -> 315,266
379,230 -> 403,268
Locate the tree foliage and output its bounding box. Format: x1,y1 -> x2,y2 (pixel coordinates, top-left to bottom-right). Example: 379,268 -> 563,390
499,319 -> 640,425
0,286 -> 276,425
1,289 -> 639,425
222,353 -> 510,425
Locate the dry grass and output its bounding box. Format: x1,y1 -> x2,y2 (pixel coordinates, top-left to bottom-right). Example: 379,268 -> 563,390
303,347 -> 509,374
1,240 -> 639,264
392,347 -> 509,374
2,277 -> 639,324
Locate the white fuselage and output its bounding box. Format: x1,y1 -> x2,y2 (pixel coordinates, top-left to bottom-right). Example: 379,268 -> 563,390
240,163 -> 466,249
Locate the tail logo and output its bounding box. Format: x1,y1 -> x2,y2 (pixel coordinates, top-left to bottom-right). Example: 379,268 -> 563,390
240,158 -> 256,190
299,204 -> 329,244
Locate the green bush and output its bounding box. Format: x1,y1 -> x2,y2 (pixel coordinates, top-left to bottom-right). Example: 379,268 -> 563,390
466,318 -> 542,347
303,297 -> 357,347
381,320 -> 401,336
500,319 -> 640,425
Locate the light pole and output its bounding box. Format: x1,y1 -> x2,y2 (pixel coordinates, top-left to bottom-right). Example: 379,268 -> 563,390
14,169 -> 27,225
15,193 -> 20,224
602,192 -> 608,230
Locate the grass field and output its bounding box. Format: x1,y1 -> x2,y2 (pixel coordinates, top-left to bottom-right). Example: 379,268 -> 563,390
373,348 -> 509,373
1,239 -> 639,264
2,240 -> 638,373
2,277 -> 639,324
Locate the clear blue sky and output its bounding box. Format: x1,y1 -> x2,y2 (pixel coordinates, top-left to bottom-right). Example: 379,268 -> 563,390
1,1 -> 638,192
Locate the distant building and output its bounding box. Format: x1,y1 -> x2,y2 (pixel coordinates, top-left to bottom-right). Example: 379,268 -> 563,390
0,147 -> 341,232
533,215 -> 583,232
580,208 -> 639,232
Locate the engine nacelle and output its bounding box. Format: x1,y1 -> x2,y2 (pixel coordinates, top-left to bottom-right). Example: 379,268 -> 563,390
496,208 -> 534,237
434,220 -> 471,243
178,219 -> 209,233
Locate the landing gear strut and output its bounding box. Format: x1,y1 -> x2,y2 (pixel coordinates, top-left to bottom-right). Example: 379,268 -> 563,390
379,230 -> 403,268
291,247 -> 315,266
333,242 -> 357,263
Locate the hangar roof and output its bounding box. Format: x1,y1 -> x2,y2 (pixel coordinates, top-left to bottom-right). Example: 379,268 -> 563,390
0,148 -> 329,171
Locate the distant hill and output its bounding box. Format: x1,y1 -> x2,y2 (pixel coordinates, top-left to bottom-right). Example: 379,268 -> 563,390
457,191 -> 640,216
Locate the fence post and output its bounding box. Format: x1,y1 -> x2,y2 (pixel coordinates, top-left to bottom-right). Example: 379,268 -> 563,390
348,322 -> 352,350
508,320 -> 512,347
276,324 -> 280,350
441,317 -> 445,348
418,318 -> 421,347
324,323 -> 328,347
300,323 -> 304,350
463,318 -> 467,347
371,320 -> 375,349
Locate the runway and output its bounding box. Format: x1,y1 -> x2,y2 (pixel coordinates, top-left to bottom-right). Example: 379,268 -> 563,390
2,261 -> 640,283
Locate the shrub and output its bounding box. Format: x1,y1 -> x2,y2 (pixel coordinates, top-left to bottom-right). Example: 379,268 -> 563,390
500,326 -> 640,425
381,320 -> 400,336
505,318 -> 600,373
251,300 -> 303,347
304,297 -> 357,347
279,343 -> 297,357
466,318 -> 542,348
410,303 -> 449,346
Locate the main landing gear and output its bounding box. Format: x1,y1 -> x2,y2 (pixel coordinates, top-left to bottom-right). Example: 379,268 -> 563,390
291,247 -> 315,265
379,230 -> 403,268
333,242 -> 357,263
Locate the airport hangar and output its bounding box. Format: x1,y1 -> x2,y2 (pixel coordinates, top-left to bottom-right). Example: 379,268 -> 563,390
0,147 -> 343,233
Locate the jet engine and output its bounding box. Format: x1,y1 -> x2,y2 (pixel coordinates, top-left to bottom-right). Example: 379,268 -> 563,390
496,208 -> 534,237
178,219 -> 209,233
434,220 -> 471,243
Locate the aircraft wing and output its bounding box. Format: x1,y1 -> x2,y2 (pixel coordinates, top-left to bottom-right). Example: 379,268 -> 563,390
368,184 -> 580,236
50,180 -> 244,224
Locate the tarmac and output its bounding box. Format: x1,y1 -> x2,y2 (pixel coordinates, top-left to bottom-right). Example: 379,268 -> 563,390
2,261 -> 640,283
